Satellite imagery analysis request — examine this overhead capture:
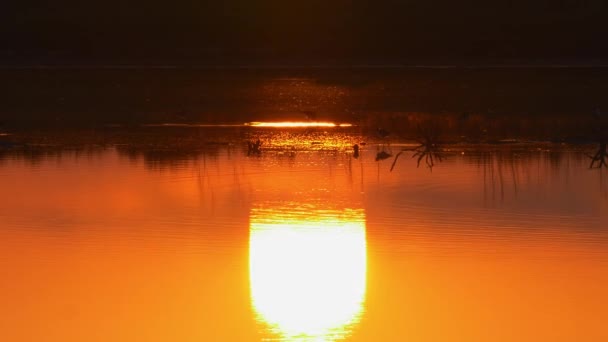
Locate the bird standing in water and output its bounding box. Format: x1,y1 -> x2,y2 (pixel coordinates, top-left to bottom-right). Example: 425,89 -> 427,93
247,139 -> 262,155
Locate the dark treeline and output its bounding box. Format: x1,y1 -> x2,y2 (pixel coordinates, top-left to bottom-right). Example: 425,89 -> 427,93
2,0 -> 607,65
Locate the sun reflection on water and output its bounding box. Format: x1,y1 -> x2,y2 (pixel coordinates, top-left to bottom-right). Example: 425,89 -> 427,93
249,205 -> 367,341
248,122 -> 353,128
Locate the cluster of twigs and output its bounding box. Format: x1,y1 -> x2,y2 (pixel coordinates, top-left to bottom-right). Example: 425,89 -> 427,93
389,124 -> 444,171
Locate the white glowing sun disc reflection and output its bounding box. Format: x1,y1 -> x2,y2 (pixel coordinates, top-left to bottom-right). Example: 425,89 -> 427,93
249,208 -> 367,341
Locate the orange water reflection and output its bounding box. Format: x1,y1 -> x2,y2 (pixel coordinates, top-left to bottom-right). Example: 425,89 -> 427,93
249,204 -> 367,341
0,143 -> 607,341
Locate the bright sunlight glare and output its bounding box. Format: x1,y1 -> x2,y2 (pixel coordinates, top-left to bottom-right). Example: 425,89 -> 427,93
249,206 -> 367,341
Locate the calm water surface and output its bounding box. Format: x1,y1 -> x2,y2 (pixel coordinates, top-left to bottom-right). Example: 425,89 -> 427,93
1,129 -> 607,341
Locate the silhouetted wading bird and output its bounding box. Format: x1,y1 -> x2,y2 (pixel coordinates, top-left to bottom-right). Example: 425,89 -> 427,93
247,139 -> 262,156
353,144 -> 360,159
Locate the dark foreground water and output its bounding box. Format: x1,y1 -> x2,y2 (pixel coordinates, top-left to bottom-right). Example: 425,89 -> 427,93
1,127 -> 607,341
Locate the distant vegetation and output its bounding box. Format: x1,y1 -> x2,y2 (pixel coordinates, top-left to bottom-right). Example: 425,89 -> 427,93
1,67 -> 606,143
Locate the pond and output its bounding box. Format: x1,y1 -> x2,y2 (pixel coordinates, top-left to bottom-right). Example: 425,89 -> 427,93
0,127 -> 607,341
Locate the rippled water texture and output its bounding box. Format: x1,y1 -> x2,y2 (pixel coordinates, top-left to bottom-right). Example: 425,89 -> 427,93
1,129 -> 607,341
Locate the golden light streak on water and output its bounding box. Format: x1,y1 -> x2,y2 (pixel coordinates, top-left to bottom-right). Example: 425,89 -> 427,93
247,122 -> 353,128
249,205 -> 367,341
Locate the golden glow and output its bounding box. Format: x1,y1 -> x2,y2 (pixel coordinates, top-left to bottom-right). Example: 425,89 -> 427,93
247,122 -> 353,128
249,205 -> 367,341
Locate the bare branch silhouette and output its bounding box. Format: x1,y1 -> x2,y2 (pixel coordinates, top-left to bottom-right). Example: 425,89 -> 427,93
390,123 -> 444,171
589,141 -> 607,168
